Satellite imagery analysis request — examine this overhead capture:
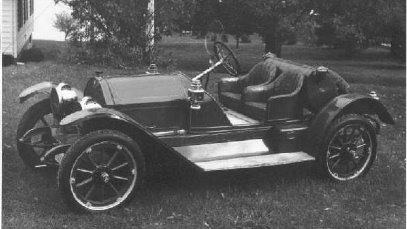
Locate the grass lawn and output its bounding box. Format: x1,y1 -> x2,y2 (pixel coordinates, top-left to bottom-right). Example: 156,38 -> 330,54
2,38 -> 405,228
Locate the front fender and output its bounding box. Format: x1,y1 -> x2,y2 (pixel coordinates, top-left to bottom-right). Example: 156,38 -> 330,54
59,108 -> 131,126
19,81 -> 55,103
19,81 -> 83,103
306,94 -> 394,156
59,108 -> 200,169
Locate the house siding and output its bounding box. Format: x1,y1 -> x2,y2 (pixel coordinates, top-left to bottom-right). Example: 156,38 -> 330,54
2,0 -> 15,56
2,0 -> 34,58
17,0 -> 34,56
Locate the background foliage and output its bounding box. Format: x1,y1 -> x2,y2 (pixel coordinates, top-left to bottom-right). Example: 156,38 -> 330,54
56,0 -> 405,66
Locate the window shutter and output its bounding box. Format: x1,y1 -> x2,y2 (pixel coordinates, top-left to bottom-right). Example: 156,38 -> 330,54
18,0 -> 23,29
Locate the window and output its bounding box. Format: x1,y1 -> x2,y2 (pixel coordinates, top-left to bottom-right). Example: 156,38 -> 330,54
24,0 -> 28,22
30,0 -> 34,15
18,0 -> 23,29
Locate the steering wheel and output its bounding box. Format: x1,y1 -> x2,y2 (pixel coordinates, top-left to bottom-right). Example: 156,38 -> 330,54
213,41 -> 241,77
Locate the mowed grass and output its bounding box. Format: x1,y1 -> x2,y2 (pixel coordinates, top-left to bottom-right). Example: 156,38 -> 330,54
2,38 -> 405,228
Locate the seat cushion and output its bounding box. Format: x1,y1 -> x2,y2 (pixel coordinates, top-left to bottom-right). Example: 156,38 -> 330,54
219,92 -> 242,112
244,102 -> 267,121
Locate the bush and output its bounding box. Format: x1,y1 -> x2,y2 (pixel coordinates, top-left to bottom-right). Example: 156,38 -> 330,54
240,34 -> 251,43
2,54 -> 14,66
221,34 -> 228,43
59,42 -> 143,68
19,48 -> 45,63
153,49 -> 177,71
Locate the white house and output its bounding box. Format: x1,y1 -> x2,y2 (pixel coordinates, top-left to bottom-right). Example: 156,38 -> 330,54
2,0 -> 34,58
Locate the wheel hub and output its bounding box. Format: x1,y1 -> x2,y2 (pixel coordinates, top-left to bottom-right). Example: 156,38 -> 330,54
93,167 -> 112,184
340,144 -> 357,159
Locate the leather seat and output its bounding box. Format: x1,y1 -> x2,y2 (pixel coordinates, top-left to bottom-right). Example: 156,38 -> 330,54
244,71 -> 305,121
243,60 -> 311,121
218,58 -> 278,112
219,56 -> 347,122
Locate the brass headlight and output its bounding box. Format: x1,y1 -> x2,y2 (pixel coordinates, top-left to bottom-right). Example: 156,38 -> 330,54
50,83 -> 81,120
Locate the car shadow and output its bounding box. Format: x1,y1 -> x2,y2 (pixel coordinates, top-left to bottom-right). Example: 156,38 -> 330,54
141,162 -> 318,198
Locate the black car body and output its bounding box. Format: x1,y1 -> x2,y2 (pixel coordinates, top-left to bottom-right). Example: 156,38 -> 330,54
17,42 -> 394,212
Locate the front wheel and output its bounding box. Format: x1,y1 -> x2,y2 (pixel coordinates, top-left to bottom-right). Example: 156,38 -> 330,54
318,114 -> 377,181
16,99 -> 56,168
57,130 -> 145,212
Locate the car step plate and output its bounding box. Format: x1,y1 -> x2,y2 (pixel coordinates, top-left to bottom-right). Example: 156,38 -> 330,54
196,152 -> 315,171
174,139 -> 315,171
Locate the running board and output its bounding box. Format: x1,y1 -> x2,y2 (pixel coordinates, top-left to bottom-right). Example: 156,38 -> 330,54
196,152 -> 315,171
174,139 -> 315,171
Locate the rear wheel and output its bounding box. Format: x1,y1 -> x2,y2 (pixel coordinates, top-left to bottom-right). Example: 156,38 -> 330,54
57,129 -> 145,212
318,114 -> 377,181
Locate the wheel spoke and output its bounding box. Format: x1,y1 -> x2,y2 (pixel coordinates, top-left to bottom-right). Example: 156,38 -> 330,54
349,126 -> 357,139
112,162 -> 128,171
346,161 -> 350,173
329,145 -> 342,151
355,143 -> 366,149
76,177 -> 93,188
343,126 -> 353,143
86,152 -> 99,168
107,150 -> 120,167
85,184 -> 96,199
108,182 -> 120,196
350,157 -> 358,168
77,168 -> 94,174
331,158 -> 342,169
100,184 -> 105,202
329,153 -> 341,160
337,130 -> 346,144
112,175 -> 129,181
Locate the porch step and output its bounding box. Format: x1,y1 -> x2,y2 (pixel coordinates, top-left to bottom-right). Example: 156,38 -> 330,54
196,152 -> 315,172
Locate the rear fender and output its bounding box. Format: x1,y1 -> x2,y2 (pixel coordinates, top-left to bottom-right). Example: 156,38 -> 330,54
60,108 -> 199,169
306,94 -> 394,157
19,81 -> 83,103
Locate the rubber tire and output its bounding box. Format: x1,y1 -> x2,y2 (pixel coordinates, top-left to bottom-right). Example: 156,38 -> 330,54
16,99 -> 52,168
57,129 -> 145,213
317,114 -> 377,181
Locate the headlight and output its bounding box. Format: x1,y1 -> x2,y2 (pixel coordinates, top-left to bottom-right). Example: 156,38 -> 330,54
79,96 -> 102,110
50,83 -> 81,120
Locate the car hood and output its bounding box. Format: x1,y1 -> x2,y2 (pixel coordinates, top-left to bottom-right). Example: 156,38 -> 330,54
100,72 -> 192,105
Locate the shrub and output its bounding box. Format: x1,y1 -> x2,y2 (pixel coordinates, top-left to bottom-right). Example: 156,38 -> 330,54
2,54 -> 14,66
153,49 -> 177,71
240,34 -> 251,43
59,42 -> 143,68
19,48 -> 45,63
221,34 -> 228,43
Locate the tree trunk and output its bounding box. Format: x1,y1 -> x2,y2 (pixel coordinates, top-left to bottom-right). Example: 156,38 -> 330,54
235,35 -> 240,48
390,28 -> 406,62
264,33 -> 282,57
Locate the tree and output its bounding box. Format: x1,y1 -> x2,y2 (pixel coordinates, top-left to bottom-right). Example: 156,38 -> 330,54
217,0 -> 256,48
313,0 -> 405,60
186,0 -> 312,56
55,0 -> 150,65
53,12 -> 78,40
252,0 -> 314,56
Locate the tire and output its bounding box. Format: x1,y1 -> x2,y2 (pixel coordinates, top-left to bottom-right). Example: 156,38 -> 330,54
16,99 -> 55,168
57,129 -> 145,212
318,114 -> 377,181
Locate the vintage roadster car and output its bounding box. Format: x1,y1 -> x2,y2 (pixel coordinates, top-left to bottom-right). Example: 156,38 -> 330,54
17,42 -> 394,212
